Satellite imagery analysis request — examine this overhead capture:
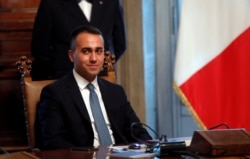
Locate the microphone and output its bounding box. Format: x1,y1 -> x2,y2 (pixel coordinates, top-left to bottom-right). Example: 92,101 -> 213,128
130,122 -> 198,158
130,122 -> 160,143
208,123 -> 230,130
130,122 -> 162,153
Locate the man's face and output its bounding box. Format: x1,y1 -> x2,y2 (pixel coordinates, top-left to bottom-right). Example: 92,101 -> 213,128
68,32 -> 104,82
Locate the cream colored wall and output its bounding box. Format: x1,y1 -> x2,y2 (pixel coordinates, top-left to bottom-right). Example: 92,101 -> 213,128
116,0 -> 146,122
117,0 -> 198,137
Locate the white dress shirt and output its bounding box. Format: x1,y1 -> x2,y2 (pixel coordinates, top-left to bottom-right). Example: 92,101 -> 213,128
73,70 -> 114,147
78,0 -> 92,22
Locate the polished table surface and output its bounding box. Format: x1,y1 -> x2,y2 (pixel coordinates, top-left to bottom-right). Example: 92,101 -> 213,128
30,147 -> 157,159
29,148 -> 250,159
31,149 -> 100,159
30,149 -> 250,159
29,146 -> 182,159
1,146 -> 250,159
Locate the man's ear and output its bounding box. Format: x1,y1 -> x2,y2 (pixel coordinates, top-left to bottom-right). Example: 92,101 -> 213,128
68,50 -> 74,62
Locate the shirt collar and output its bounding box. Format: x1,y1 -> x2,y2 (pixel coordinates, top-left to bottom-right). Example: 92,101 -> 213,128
72,69 -> 98,90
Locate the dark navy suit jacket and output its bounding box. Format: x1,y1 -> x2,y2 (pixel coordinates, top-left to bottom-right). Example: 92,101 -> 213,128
37,72 -> 151,149
31,0 -> 126,80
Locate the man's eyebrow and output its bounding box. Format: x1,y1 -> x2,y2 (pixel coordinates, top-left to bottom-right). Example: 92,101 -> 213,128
80,47 -> 91,51
80,47 -> 104,51
95,47 -> 104,49
81,47 -> 91,49
81,47 -> 103,49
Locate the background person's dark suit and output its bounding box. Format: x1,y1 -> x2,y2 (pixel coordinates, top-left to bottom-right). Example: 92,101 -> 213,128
31,0 -> 126,80
37,72 -> 152,150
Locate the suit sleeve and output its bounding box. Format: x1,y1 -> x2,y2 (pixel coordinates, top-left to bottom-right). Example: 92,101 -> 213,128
38,87 -> 74,149
31,0 -> 54,80
113,0 -> 126,61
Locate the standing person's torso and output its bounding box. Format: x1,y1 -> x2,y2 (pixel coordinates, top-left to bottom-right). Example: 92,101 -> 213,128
32,0 -> 122,79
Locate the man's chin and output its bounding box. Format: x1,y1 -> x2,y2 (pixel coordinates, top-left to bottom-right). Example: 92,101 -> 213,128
88,70 -> 100,76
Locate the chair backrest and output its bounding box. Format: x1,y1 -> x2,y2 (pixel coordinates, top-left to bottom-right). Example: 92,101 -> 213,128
16,51 -> 116,149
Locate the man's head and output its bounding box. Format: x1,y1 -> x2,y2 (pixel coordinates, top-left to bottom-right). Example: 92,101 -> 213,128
68,25 -> 105,82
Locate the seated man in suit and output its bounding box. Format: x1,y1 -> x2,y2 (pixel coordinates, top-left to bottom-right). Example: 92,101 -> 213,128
37,25 -> 152,150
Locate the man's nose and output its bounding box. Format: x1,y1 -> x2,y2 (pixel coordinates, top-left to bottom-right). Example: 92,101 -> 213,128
89,52 -> 97,61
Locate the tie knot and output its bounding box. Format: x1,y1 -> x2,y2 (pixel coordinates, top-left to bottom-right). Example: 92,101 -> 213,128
87,83 -> 95,91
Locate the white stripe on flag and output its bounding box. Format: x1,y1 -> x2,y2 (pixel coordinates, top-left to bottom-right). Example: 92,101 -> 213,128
174,0 -> 250,86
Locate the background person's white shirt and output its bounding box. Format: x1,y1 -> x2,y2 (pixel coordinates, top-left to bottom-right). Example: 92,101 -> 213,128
78,0 -> 92,22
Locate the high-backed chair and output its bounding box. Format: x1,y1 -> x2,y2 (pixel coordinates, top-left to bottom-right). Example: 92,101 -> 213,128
16,51 -> 116,150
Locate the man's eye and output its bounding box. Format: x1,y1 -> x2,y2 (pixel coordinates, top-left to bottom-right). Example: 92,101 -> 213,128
96,49 -> 104,54
82,49 -> 90,54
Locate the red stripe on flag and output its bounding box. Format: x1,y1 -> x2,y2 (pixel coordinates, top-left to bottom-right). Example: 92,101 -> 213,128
180,27 -> 250,130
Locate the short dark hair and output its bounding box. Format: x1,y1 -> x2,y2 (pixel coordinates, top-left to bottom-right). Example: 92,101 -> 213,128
70,25 -> 103,50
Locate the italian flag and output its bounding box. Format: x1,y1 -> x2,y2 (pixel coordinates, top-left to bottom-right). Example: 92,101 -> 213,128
173,0 -> 250,130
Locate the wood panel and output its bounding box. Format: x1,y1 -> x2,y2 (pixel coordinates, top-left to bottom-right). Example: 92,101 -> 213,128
0,0 -> 40,150
0,0 -> 40,8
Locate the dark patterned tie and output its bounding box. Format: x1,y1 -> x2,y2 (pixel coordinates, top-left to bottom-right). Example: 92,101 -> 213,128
87,83 -> 112,145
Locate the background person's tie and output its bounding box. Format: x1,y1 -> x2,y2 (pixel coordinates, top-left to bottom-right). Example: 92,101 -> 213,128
87,83 -> 112,145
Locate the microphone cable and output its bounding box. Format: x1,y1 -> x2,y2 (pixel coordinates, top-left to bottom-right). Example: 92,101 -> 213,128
130,122 -> 161,152
130,122 -> 169,142
130,122 -> 160,142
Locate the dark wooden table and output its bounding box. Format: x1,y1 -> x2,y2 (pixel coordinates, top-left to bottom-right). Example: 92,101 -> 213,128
1,146 -> 249,159
0,150 -> 249,159
31,149 -> 97,159
30,149 -> 250,159
30,146 -> 182,159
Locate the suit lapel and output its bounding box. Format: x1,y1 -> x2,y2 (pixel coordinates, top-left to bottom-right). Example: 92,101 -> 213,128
98,79 -> 129,143
98,79 -> 109,108
90,0 -> 105,24
98,79 -> 115,117
66,73 -> 91,122
61,0 -> 90,24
